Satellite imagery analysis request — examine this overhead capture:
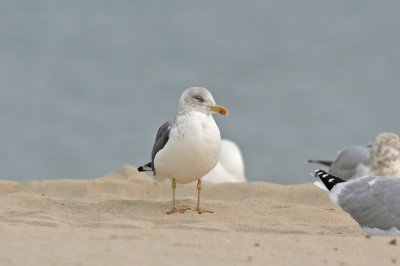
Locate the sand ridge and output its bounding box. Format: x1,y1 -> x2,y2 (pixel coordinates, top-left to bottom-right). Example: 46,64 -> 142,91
0,165 -> 398,266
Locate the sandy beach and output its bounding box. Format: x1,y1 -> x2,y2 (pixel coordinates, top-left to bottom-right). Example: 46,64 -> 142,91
0,165 -> 398,266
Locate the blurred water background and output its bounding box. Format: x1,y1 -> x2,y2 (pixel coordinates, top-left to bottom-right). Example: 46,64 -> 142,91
1,1 -> 400,184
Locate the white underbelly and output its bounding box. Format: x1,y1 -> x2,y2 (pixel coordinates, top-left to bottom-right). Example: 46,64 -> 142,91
154,113 -> 221,184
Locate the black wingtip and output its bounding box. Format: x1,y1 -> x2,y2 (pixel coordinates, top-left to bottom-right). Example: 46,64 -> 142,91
313,169 -> 346,191
137,162 -> 153,172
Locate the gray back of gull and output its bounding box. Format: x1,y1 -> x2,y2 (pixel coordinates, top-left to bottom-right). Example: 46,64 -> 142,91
336,176 -> 400,231
329,145 -> 371,180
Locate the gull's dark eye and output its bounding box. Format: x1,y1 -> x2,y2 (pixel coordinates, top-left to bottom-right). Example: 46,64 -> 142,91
194,95 -> 204,103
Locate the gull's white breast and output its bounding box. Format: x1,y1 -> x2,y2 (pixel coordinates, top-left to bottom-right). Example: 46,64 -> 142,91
154,112 -> 221,184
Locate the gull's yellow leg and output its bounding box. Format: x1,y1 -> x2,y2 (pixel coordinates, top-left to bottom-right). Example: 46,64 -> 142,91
195,179 -> 213,214
166,178 -> 190,214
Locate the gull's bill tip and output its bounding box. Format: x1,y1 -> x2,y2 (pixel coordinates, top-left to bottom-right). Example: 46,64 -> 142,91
209,104 -> 229,116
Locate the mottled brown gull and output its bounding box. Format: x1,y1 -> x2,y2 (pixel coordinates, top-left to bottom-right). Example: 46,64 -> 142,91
309,132 -> 400,180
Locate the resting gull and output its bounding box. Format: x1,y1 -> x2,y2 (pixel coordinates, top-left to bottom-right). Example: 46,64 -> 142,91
138,87 -> 228,214
313,169 -> 400,235
202,139 -> 247,183
309,132 -> 400,180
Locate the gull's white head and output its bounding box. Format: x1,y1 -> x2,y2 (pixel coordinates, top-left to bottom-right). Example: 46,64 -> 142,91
371,132 -> 400,176
178,87 -> 229,116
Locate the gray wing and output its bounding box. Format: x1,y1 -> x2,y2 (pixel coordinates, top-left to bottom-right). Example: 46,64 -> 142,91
336,176 -> 400,231
329,145 -> 372,180
308,159 -> 333,167
151,121 -> 171,172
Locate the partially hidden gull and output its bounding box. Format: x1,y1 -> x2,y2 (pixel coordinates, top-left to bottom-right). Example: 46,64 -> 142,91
313,169 -> 400,235
309,132 -> 400,180
202,139 -> 247,183
138,87 -> 228,214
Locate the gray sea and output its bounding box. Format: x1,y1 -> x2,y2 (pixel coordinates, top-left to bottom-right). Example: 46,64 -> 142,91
1,1 -> 400,184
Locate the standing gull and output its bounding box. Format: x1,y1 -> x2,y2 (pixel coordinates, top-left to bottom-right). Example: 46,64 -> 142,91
308,132 -> 400,180
138,87 -> 228,214
313,169 -> 400,235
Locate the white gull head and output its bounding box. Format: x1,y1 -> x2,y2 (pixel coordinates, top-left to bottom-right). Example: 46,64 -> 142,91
178,87 -> 228,116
